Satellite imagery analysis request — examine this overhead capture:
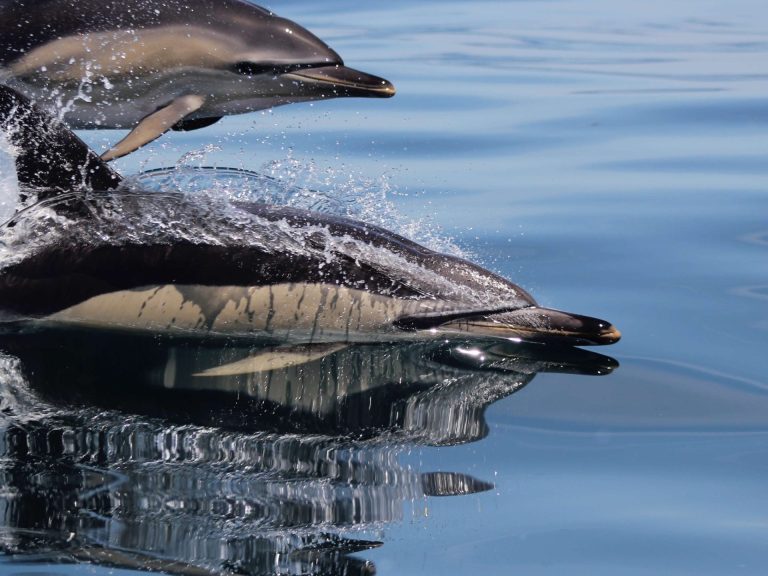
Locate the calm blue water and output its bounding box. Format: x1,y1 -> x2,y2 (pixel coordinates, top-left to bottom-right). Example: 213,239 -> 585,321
2,0 -> 768,574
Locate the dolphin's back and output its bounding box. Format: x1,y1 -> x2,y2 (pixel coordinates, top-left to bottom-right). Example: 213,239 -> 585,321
237,202 -> 536,304
0,191 -> 538,320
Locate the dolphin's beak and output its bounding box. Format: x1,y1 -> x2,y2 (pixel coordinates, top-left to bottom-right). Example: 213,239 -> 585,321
284,65 -> 396,98
441,306 -> 622,347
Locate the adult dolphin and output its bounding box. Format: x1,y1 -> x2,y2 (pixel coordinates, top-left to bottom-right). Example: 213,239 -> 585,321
0,86 -> 620,348
0,0 -> 395,160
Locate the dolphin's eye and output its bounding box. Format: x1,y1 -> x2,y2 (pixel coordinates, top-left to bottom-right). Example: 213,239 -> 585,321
233,62 -> 278,76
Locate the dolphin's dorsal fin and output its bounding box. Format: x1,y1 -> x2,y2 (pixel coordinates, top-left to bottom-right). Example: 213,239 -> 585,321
0,85 -> 122,197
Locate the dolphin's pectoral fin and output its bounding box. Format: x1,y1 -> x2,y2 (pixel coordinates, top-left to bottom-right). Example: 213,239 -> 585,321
193,343 -> 348,376
172,116 -> 223,132
101,95 -> 206,161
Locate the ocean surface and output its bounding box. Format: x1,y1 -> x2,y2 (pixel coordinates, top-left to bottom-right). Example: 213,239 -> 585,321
1,0 -> 767,574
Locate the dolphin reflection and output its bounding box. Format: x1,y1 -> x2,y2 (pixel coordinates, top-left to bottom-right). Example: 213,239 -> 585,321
0,334 -> 616,574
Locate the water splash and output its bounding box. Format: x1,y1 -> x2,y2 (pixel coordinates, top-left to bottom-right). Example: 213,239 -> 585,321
0,132 -> 19,224
0,352 -> 57,423
130,156 -> 467,257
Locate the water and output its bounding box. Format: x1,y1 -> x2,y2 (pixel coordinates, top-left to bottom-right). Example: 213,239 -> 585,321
1,0 -> 767,574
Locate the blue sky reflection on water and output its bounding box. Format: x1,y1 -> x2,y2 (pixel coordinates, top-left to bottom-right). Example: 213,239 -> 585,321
6,0 -> 768,574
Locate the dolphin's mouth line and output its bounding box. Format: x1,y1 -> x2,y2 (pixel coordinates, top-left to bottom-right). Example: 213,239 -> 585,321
460,320 -> 622,343
284,65 -> 397,96
232,62 -> 395,96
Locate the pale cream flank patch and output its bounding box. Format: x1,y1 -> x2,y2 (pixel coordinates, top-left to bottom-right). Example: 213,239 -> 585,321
48,285 -> 206,331
45,283 -> 448,340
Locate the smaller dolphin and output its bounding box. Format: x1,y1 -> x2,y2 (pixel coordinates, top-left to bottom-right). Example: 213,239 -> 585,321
0,0 -> 395,160
0,86 -> 620,348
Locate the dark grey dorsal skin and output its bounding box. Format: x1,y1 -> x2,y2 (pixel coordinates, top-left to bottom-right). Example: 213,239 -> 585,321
0,86 -> 619,346
0,0 -> 396,160
0,201 -> 530,316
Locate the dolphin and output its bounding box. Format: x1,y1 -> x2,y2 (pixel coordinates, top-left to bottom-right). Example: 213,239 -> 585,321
0,86 -> 620,347
0,0 -> 395,160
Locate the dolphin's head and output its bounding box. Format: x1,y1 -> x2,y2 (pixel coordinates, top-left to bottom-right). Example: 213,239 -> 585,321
432,307 -> 622,347
226,8 -> 395,101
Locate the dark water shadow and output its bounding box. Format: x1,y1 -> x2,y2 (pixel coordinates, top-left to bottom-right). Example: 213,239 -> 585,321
0,330 -> 617,575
